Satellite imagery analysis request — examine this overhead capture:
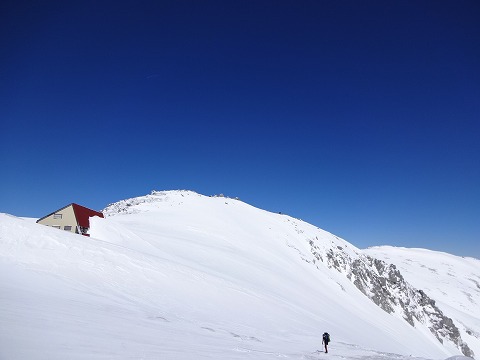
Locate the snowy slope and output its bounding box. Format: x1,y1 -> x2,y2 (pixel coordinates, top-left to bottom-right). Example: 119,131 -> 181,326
0,190 -> 476,359
365,246 -> 480,358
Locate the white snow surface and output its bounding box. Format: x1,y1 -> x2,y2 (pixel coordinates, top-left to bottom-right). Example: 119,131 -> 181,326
0,190 -> 476,360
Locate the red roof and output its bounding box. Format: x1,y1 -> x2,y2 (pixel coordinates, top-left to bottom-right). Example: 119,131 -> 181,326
71,203 -> 104,228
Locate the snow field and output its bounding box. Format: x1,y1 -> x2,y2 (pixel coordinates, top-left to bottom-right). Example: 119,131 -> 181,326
0,191 -> 475,359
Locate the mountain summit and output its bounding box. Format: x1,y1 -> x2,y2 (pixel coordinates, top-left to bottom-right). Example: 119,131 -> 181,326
0,190 -> 478,359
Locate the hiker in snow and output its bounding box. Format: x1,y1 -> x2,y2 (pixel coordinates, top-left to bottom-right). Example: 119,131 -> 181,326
322,332 -> 330,353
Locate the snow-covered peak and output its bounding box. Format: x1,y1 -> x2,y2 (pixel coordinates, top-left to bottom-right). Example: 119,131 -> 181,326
102,190 -> 203,216
98,191 -> 476,357
101,190 -> 362,258
1,191 -> 478,359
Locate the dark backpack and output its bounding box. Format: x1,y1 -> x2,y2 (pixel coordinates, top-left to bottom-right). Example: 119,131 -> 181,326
323,333 -> 330,342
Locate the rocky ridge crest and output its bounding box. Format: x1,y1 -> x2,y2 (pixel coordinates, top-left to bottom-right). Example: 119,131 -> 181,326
308,237 -> 474,358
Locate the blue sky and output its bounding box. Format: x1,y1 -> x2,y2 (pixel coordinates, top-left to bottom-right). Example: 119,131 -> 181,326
1,1 -> 479,258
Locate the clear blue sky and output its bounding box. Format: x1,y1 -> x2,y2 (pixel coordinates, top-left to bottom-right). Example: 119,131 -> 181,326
1,1 -> 479,258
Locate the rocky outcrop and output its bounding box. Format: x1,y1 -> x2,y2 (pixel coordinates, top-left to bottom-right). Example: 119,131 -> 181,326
308,238 -> 474,358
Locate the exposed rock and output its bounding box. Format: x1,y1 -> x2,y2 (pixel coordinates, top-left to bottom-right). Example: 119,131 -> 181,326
307,238 -> 474,358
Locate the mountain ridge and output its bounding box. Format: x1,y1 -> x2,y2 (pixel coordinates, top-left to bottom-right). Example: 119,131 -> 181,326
0,190 -> 478,359
99,190 -> 476,358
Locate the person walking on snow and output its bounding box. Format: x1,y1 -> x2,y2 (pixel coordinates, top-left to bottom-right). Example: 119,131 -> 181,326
322,332 -> 330,353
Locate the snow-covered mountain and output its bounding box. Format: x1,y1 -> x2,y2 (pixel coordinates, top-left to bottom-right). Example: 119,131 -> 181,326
0,190 -> 478,360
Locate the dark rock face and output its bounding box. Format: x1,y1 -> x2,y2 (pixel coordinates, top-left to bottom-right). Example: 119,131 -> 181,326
308,239 -> 474,358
